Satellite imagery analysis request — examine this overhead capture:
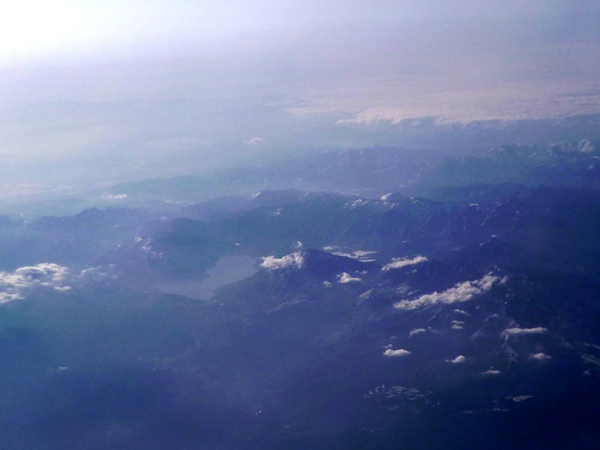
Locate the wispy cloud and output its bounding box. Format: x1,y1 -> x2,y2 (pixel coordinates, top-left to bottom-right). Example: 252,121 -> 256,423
409,328 -> 427,337
394,274 -> 504,311
261,252 -> 305,270
0,263 -> 71,303
382,255 -> 428,271
331,250 -> 377,261
80,265 -> 117,283
501,327 -> 548,338
243,137 -> 265,145
101,192 -> 128,200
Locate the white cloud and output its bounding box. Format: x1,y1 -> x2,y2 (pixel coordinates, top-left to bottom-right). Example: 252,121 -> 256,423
451,320 -> 465,330
501,327 -> 548,338
243,137 -> 265,145
383,349 -> 412,358
394,274 -> 504,311
449,355 -> 466,364
80,265 -> 116,283
358,289 -> 373,300
101,192 -> 128,200
482,369 -> 501,376
409,328 -> 427,337
140,238 -> 163,260
382,255 -> 428,271
260,252 -> 305,270
331,250 -> 377,261
578,139 -> 596,154
529,353 -> 551,361
511,395 -> 533,402
346,199 -> 368,209
0,263 -> 71,303
337,272 -> 361,283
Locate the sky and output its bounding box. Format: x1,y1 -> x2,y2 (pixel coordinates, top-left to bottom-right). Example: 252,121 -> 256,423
1,0 -> 599,190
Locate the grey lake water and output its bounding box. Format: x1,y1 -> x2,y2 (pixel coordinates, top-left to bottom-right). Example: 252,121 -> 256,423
153,254 -> 259,300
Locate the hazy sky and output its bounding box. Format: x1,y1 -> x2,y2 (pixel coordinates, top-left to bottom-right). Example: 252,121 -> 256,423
1,1 -> 599,188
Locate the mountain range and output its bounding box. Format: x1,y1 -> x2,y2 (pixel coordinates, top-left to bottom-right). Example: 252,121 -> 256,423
0,139 -> 599,448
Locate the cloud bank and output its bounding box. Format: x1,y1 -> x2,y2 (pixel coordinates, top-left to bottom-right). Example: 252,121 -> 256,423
0,263 -> 71,303
394,274 -> 503,311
